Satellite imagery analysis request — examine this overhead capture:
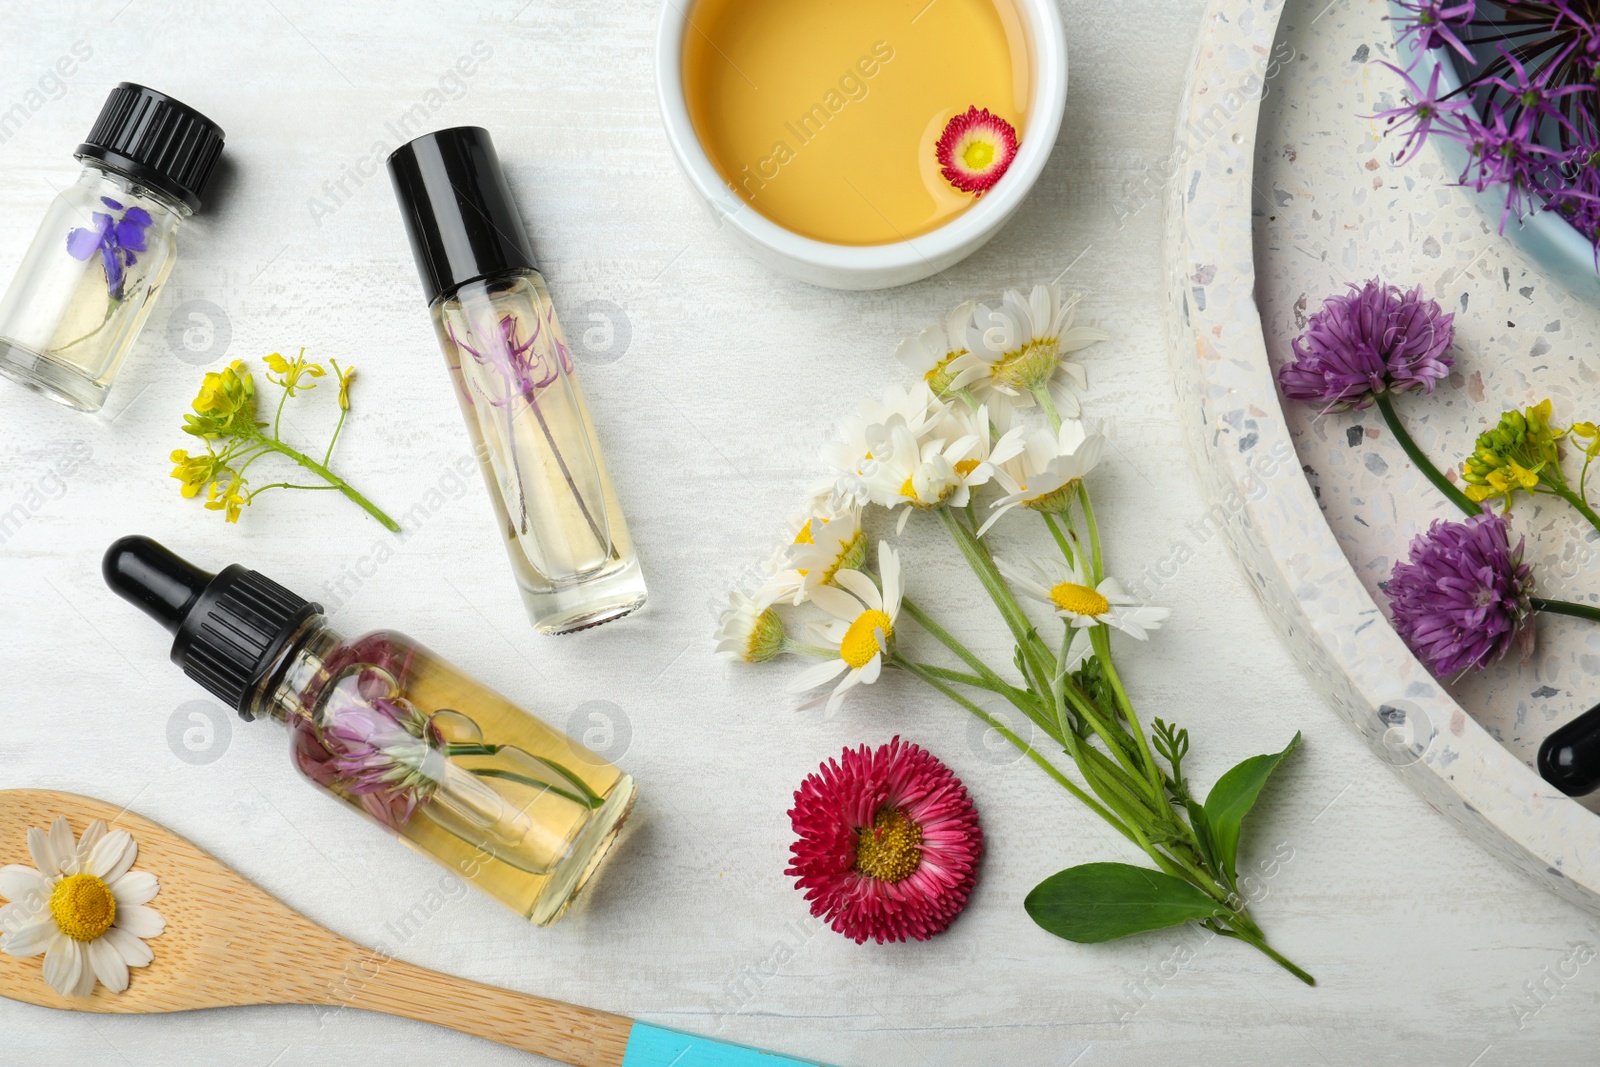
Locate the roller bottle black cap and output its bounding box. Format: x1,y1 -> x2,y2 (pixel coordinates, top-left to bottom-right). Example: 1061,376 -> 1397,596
387,126 -> 537,305
75,83 -> 225,213
102,536 -> 320,719
1538,702 -> 1600,796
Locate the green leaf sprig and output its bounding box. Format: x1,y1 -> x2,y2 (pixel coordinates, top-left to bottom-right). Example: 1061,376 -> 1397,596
169,351 -> 399,531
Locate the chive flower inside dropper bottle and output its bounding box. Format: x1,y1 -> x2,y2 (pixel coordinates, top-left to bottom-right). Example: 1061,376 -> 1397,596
103,535 -> 638,925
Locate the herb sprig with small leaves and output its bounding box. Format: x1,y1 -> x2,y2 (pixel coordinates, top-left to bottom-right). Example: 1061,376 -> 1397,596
169,351 -> 399,531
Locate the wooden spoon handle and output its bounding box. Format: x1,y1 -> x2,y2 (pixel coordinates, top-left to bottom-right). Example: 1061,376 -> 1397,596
312,954 -> 834,1065
329,955 -> 632,1067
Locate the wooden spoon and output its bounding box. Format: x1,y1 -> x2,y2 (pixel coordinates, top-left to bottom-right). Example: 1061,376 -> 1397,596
0,789 -> 830,1066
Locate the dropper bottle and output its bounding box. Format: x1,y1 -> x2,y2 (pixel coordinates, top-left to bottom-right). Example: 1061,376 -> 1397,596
103,535 -> 637,925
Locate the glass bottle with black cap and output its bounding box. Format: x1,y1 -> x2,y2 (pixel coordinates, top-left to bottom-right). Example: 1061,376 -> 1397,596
0,83 -> 225,412
388,126 -> 647,635
102,534 -> 638,926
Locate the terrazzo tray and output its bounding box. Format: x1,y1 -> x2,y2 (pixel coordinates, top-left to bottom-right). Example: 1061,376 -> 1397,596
1164,0 -> 1600,912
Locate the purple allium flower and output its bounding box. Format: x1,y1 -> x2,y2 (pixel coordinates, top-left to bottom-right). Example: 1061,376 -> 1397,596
1385,0 -> 1600,251
1393,0 -> 1478,62
1386,511 -> 1534,677
1373,61 -> 1475,162
1277,279 -> 1455,411
65,196 -> 152,300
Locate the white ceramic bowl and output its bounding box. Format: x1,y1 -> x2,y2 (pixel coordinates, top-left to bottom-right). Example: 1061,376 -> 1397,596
653,0 -> 1068,291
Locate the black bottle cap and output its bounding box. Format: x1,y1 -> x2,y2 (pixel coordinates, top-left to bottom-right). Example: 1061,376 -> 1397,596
1538,702 -> 1600,797
103,536 -> 321,719
75,83 -> 225,213
387,126 -> 537,305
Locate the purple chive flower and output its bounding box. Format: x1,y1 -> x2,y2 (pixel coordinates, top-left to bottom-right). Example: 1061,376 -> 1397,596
295,677 -> 445,827
1386,511 -> 1534,677
1277,279 -> 1455,412
65,196 -> 152,300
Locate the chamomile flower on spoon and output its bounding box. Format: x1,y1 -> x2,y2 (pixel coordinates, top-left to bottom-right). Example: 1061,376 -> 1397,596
0,816 -> 164,997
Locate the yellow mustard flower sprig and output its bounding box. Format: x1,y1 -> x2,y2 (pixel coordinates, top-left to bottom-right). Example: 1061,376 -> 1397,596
1565,420 -> 1600,499
1460,399 -> 1600,535
169,356 -> 399,531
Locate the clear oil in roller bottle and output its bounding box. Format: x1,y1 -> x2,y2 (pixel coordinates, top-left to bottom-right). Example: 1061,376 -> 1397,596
387,127 -> 647,635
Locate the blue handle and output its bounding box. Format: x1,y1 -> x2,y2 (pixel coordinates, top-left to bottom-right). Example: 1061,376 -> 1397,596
621,1022 -> 837,1066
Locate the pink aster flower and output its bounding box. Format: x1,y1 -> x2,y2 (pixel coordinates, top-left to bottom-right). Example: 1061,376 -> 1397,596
1276,278 -> 1454,412
935,106 -> 1018,196
1385,510 -> 1535,677
786,738 -> 981,945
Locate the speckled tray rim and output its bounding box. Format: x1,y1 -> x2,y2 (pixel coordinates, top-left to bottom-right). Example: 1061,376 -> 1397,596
1163,0 -> 1600,910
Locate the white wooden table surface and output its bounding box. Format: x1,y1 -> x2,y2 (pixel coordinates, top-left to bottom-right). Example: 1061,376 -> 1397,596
1,1 -> 1596,1064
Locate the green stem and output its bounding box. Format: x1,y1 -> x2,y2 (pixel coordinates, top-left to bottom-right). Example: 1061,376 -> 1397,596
1550,483 -> 1600,538
324,408 -> 349,467
465,768 -> 599,809
245,482 -> 340,501
1216,925 -> 1316,986
1033,385 -> 1064,432
243,430 -> 400,532
937,508 -> 1057,693
1077,483 -> 1105,582
446,742 -> 604,807
1373,392 -> 1477,516
1531,597 -> 1600,623
895,657 -> 1138,844
54,299 -> 119,352
1090,626 -> 1165,796
780,638 -> 835,658
1041,512 -> 1076,565
899,596 -> 1047,725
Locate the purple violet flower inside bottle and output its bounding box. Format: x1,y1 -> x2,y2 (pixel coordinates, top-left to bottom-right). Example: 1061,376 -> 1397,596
0,83 -> 224,412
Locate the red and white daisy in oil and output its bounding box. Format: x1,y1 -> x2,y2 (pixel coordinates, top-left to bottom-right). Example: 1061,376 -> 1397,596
935,106 -> 1019,196
786,737 -> 982,944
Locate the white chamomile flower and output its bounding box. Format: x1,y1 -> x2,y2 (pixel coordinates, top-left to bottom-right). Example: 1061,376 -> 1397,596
763,507 -> 868,605
952,284 -> 1110,421
998,555 -> 1171,640
980,418 -> 1108,536
861,416 -> 973,533
894,300 -> 987,399
935,402 -> 1025,499
818,382 -> 943,506
0,816 -> 165,998
786,542 -> 903,718
715,590 -> 786,663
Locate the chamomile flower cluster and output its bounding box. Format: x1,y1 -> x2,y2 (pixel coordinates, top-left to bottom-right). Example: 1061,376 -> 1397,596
716,282 -> 1169,720
713,282 -> 1312,977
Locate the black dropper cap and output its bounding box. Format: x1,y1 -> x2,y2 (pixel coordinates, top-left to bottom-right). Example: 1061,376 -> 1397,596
387,126 -> 537,305
103,536 -> 321,719
1538,703 -> 1600,797
75,83 -> 225,213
